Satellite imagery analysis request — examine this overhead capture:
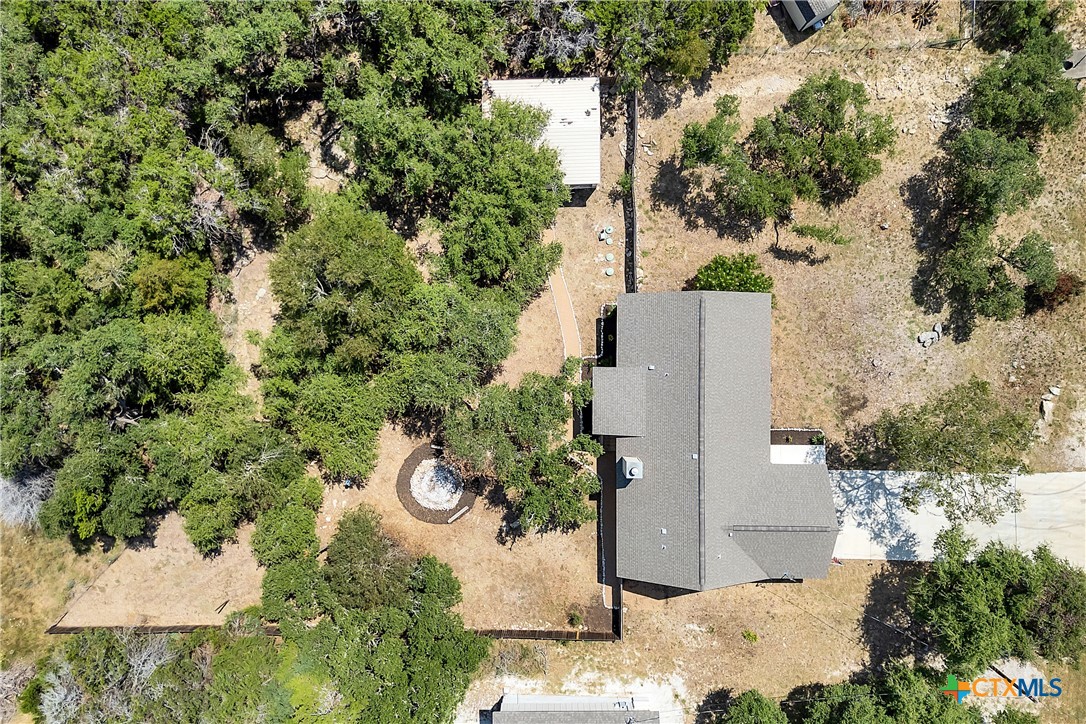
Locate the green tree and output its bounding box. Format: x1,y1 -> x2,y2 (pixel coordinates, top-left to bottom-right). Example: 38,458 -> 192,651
130,255 -> 212,314
444,358 -> 600,532
946,130 -> 1044,223
323,507 -> 413,612
288,373 -> 388,482
252,503 -> 319,567
873,378 -> 1033,524
269,193 -> 421,372
746,72 -> 895,204
682,73 -> 893,226
585,1 -> 754,91
1005,232 -> 1059,294
140,310 -> 227,404
880,663 -> 982,724
804,682 -> 892,724
910,527 -> 1086,675
974,0 -> 1065,52
681,95 -> 741,167
969,33 -> 1083,140
712,689 -> 786,724
692,253 -> 774,294
993,708 -> 1041,724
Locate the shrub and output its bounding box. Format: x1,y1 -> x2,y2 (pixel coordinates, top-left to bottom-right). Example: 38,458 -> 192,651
691,254 -> 773,294
1027,271 -> 1084,313
792,223 -> 851,246
616,171 -> 633,196
680,95 -> 740,167
130,255 -> 212,313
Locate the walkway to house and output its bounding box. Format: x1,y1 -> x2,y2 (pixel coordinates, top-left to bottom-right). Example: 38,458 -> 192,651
831,470 -> 1086,567
547,226 -> 582,360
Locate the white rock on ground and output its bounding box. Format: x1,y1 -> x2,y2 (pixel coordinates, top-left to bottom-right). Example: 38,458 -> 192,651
409,459 -> 463,511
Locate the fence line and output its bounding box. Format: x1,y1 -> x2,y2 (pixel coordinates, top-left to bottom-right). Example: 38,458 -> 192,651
473,628 -> 617,642
47,624 -> 283,636
624,92 -> 640,294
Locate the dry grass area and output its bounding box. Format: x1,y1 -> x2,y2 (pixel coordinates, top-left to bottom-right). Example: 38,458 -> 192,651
319,425 -> 606,631
493,286 -> 566,387
461,561 -> 1081,724
218,249 -> 280,407
56,513 -> 263,629
0,526 -> 116,666
460,562 -> 910,721
561,7 -> 1086,470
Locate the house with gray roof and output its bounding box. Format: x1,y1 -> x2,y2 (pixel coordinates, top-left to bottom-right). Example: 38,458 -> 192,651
592,292 -> 838,591
491,694 -> 657,724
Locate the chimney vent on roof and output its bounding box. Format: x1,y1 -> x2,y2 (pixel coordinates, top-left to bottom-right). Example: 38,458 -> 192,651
620,457 -> 644,480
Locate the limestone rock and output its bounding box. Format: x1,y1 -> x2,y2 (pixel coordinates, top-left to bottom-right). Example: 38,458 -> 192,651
1041,399 -> 1056,423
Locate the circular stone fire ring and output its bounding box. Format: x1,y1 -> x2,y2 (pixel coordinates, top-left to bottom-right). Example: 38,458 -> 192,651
396,445 -> 477,525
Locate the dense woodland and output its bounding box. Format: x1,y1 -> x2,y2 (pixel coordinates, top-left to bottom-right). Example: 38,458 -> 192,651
2,1 -> 1084,722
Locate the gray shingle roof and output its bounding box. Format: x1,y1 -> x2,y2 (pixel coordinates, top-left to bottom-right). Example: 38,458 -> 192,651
591,366 -> 646,437
492,713 -> 659,724
493,694 -> 658,723
595,292 -> 838,591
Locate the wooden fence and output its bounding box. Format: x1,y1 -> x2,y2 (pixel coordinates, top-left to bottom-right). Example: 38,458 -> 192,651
473,629 -> 617,642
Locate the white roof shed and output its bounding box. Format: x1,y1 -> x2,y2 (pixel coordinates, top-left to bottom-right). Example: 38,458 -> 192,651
483,77 -> 601,188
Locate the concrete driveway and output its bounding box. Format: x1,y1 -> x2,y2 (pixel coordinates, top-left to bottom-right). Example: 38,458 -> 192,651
831,470 -> 1086,567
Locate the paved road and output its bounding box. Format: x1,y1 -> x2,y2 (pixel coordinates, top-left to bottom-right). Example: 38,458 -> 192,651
832,470 -> 1086,567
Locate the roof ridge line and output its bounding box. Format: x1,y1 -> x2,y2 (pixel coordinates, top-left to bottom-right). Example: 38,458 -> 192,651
697,294 -> 707,590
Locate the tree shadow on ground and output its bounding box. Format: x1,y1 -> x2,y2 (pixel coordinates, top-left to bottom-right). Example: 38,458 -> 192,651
482,484 -> 527,548
647,154 -> 765,240
768,241 -> 831,266
900,148 -> 979,342
781,682 -> 828,722
832,468 -> 920,561
860,561 -> 932,672
640,73 -> 714,120
694,688 -> 734,724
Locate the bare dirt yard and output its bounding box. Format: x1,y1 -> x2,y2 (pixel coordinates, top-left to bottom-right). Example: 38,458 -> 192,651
318,425 -> 606,631
459,560 -> 1081,724
55,513 -> 263,629
460,561 -> 914,722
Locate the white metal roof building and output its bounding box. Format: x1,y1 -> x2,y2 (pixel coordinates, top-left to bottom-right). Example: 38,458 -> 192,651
483,77 -> 601,188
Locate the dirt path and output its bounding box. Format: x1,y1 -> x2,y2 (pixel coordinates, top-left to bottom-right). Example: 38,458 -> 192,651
220,251 -> 278,409
548,263 -> 582,360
